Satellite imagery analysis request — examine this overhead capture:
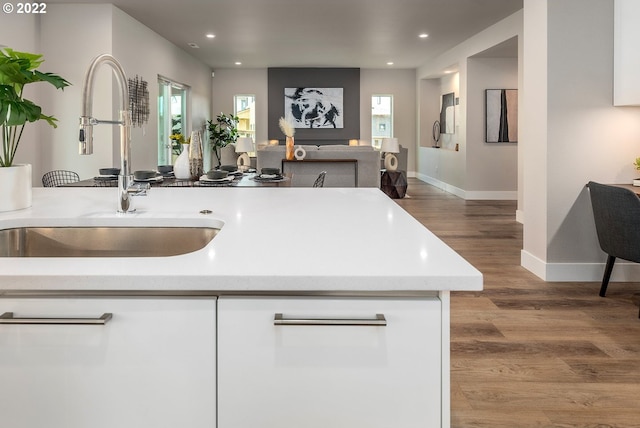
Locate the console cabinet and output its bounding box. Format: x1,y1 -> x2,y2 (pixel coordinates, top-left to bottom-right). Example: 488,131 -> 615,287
217,296 -> 443,428
0,297 -> 216,428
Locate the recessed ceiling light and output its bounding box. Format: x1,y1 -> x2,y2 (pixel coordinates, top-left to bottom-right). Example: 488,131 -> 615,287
419,33 -> 429,39
235,62 -> 242,65
387,62 -> 394,66
188,43 -> 200,49
206,34 -> 215,39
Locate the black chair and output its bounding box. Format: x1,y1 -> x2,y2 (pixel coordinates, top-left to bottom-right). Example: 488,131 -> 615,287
42,170 -> 80,187
313,171 -> 326,188
588,181 -> 640,316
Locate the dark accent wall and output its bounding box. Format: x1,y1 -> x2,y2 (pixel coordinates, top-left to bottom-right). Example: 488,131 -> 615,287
268,68 -> 360,145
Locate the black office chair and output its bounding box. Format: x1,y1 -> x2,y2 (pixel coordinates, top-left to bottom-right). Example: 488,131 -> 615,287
588,181 -> 640,317
313,171 -> 326,188
42,170 -> 80,187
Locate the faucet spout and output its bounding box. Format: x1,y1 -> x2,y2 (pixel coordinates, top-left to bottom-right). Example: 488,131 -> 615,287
79,54 -> 137,213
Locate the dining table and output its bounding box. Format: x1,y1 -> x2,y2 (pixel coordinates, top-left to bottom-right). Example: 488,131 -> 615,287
63,171 -> 292,188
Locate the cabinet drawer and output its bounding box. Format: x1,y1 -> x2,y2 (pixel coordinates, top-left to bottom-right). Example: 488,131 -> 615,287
0,297 -> 216,428
218,296 -> 442,428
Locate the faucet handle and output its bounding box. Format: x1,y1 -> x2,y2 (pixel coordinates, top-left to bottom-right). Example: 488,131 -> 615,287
127,182 -> 150,196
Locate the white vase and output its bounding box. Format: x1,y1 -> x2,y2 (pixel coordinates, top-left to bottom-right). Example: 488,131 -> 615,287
0,164 -> 32,212
174,144 -> 191,180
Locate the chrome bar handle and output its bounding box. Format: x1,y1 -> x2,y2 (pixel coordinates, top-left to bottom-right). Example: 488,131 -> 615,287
274,313 -> 386,326
0,312 -> 113,325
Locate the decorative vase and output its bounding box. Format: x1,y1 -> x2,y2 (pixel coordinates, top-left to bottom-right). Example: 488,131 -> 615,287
189,131 -> 204,180
294,146 -> 306,160
174,144 -> 191,180
286,136 -> 295,161
0,164 -> 32,212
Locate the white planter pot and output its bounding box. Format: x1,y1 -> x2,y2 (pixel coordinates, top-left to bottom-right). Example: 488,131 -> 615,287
0,164 -> 32,212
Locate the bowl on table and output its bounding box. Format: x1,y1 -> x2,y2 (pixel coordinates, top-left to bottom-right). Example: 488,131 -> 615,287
157,165 -> 173,174
207,169 -> 229,180
261,167 -> 280,176
99,167 -> 120,176
219,164 -> 238,172
133,170 -> 157,181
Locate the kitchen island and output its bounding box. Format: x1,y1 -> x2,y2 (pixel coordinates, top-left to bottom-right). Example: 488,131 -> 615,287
0,187 -> 482,428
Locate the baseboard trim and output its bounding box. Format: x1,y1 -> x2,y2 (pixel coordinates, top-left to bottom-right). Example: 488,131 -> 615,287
415,174 -> 516,200
515,209 -> 524,224
521,249 -> 640,281
464,190 -> 517,200
417,174 -> 466,199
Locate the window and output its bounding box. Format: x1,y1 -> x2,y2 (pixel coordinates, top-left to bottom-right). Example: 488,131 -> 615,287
158,77 -> 189,165
234,94 -> 255,155
234,95 -> 255,139
371,95 -> 393,149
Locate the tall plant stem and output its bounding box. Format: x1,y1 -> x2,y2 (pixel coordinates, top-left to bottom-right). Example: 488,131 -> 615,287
10,125 -> 25,165
1,125 -> 24,167
1,126 -> 6,167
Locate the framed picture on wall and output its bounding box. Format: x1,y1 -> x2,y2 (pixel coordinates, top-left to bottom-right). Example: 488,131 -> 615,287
485,89 -> 518,143
440,92 -> 455,134
285,87 -> 344,129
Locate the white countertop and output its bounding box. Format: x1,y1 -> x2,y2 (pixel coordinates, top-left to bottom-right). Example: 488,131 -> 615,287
0,187 -> 482,293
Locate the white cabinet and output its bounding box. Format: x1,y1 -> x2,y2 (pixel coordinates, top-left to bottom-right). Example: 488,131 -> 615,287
217,296 -> 442,428
0,297 -> 216,428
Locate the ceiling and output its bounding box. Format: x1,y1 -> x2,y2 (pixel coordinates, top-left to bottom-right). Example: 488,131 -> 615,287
46,0 -> 522,69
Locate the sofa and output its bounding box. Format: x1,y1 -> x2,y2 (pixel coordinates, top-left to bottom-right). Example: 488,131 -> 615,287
257,144 -> 382,187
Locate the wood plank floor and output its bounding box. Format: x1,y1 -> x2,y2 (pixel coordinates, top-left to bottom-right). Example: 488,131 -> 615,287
394,178 -> 640,428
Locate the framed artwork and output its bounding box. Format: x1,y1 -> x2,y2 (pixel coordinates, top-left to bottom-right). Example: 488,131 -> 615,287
285,87 -> 343,129
440,92 -> 455,134
267,68 -> 360,143
485,89 -> 518,143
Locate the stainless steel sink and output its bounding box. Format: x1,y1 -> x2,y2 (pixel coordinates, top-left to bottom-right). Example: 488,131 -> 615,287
0,226 -> 219,257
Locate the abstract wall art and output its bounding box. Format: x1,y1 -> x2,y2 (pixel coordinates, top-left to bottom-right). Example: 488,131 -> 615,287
440,92 -> 455,134
267,68 -> 359,143
485,89 -> 518,143
285,87 -> 343,129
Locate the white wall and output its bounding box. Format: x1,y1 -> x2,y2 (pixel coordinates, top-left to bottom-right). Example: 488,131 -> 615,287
13,4 -> 212,182
210,68 -> 268,168
416,10 -> 523,200
522,0 -> 640,280
1,13 -> 65,180
417,73 -> 468,195
466,57 -> 518,196
360,68 -> 417,175
39,4 -> 115,182
111,6 -> 212,171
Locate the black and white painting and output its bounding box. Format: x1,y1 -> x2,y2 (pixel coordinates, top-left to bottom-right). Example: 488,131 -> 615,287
440,92 -> 455,134
285,87 -> 343,129
485,89 -> 518,143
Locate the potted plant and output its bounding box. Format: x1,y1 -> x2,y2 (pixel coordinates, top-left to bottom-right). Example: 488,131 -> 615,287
207,112 -> 238,167
169,132 -> 188,162
0,48 -> 70,211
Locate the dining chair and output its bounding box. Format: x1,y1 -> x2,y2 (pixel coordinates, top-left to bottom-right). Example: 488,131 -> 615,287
42,170 -> 80,187
588,181 -> 640,317
313,171 -> 327,188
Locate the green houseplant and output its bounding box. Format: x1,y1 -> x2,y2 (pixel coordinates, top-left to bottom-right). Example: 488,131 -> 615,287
0,48 -> 69,212
0,48 -> 70,167
207,112 -> 239,167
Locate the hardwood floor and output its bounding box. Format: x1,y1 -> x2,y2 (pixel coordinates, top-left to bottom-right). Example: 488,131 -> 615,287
395,178 -> 640,428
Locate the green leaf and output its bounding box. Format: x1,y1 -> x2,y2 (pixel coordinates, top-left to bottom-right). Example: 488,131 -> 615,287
39,113 -> 58,128
0,47 -> 70,165
33,70 -> 70,90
